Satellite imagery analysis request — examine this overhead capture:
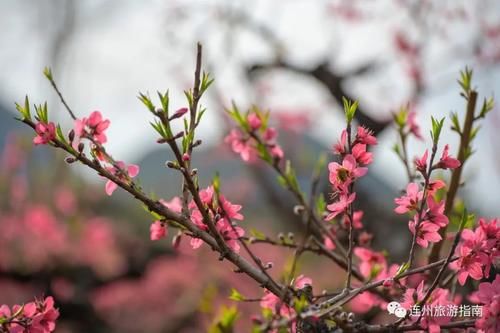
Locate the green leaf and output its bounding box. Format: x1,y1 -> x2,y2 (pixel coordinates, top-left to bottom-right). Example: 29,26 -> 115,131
478,96 -> 494,119
43,67 -> 53,81
55,125 -> 67,144
200,71 -> 214,96
316,193 -> 326,216
458,66 -> 473,95
430,116 -> 445,144
157,90 -> 169,116
184,90 -> 194,109
342,97 -> 358,123
15,95 -> 32,120
138,92 -> 156,113
229,288 -> 246,301
293,294 -> 309,313
250,228 -> 266,241
213,172 -> 221,194
450,112 -> 461,134
395,261 -> 410,278
208,306 -> 239,333
393,105 -> 408,129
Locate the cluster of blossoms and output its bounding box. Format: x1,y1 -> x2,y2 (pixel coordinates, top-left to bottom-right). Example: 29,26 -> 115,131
150,186 -> 246,253
225,111 -> 284,163
32,110 -> 140,196
401,281 -> 455,333
258,275 -> 312,330
452,218 -> 499,285
0,297 -> 59,333
326,126 -> 376,220
473,275 -> 500,333
394,146 -> 461,248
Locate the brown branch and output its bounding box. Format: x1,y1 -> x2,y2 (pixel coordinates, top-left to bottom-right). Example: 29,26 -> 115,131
428,90 -> 478,263
247,60 -> 391,135
21,118 -> 285,297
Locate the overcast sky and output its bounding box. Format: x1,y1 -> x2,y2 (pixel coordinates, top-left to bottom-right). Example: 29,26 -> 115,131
1,0 -> 499,215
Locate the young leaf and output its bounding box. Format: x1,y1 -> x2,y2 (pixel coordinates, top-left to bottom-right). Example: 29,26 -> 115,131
229,288 -> 246,302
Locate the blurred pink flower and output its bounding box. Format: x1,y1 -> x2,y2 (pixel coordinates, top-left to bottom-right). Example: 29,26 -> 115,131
150,221 -> 167,241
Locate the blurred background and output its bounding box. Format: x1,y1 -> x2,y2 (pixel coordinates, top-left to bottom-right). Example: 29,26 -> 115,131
1,0 -> 499,332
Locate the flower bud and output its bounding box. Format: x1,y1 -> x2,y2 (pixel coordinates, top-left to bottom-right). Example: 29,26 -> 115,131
78,142 -> 84,153
65,157 -> 76,164
165,161 -> 178,169
169,107 -> 188,120
191,139 -> 202,148
383,279 -> 394,288
68,129 -> 75,143
182,153 -> 190,161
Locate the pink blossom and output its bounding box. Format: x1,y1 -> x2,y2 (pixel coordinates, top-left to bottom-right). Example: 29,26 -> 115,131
294,275 -> 312,289
343,210 -> 363,229
475,275 -> 500,333
478,218 -> 500,250
33,122 -> 56,145
224,129 -> 255,162
408,218 -> 442,248
334,130 -> 347,155
247,113 -> 262,130
105,161 -> 140,196
356,126 -> 377,145
352,144 -> 373,165
323,229 -> 337,250
199,186 -> 214,205
407,111 -> 423,140
263,127 -> 278,142
74,111 -> 110,144
414,149 -> 428,173
270,144 -> 284,160
326,192 -> 356,220
150,221 -> 167,241
219,195 -> 243,220
328,155 -> 367,191
423,197 -> 449,227
354,247 -> 387,279
401,282 -> 452,333
394,183 -> 423,214
454,244 -> 484,285
160,196 -> 183,213
217,218 -> 244,253
260,291 -> 294,318
349,292 -> 384,314
427,179 -> 446,196
31,297 -> 60,333
437,144 -> 461,169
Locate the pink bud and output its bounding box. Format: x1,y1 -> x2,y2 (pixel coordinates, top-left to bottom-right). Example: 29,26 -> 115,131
182,153 -> 190,161
247,113 -> 262,130
172,107 -> 188,119
383,279 -> 394,288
